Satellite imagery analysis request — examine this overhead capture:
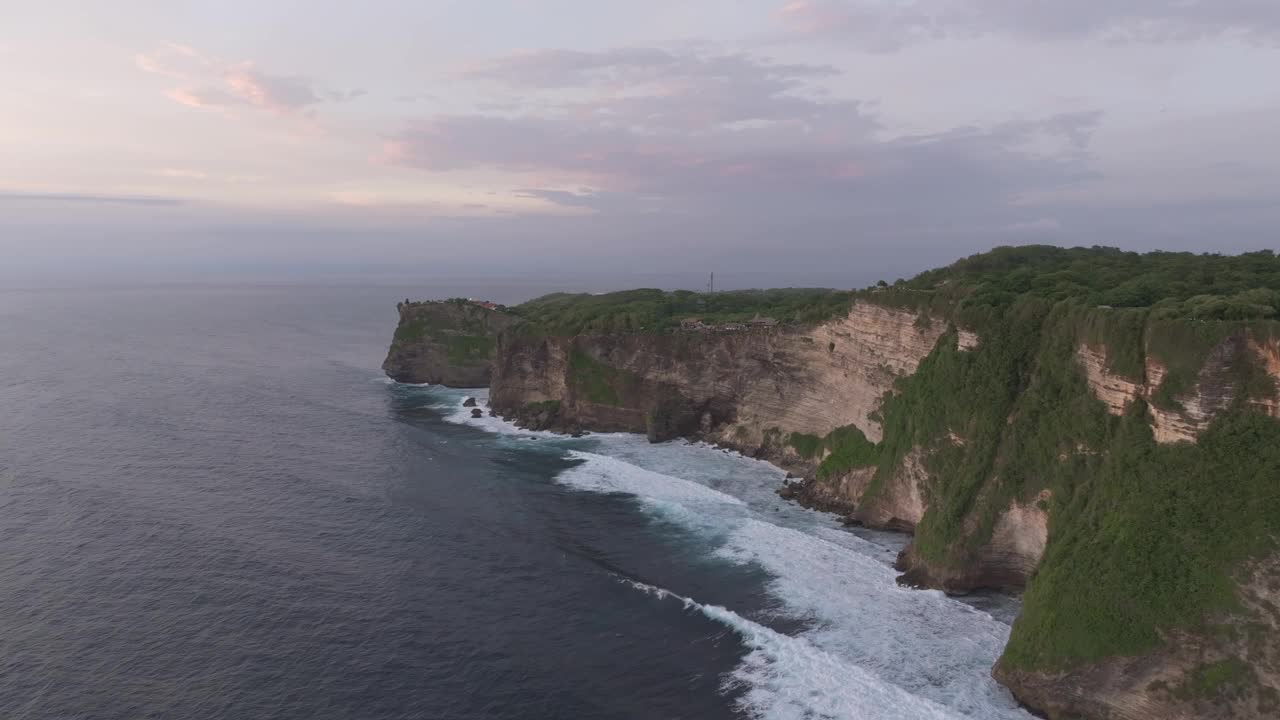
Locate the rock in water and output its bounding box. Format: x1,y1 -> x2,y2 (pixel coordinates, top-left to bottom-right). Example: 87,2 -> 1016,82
463,397 -> 477,407
470,408 -> 483,418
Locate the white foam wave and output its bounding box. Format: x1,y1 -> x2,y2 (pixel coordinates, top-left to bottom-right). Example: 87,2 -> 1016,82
385,376 -> 433,387
616,576 -> 964,720
560,451 -> 745,507
716,519 -> 1024,717
555,449 -> 1027,718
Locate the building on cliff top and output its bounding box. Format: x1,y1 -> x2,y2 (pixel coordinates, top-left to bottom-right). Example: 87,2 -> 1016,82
748,315 -> 778,328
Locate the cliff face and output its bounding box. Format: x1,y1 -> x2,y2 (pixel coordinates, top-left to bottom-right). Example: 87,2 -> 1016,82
382,301 -> 513,386
490,301 -> 947,447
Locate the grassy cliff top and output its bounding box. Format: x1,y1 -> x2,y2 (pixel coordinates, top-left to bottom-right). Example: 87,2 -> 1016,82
872,245 -> 1280,321
506,287 -> 854,335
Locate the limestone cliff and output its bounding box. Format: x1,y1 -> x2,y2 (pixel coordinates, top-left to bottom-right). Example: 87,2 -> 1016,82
490,301 -> 948,448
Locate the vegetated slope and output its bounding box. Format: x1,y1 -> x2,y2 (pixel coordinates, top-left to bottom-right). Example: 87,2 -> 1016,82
816,247 -> 1280,717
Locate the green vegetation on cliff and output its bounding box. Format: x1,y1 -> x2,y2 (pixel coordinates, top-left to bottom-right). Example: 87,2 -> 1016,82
1002,407 -> 1280,669
445,335 -> 495,364
393,316 -> 431,344
789,426 -> 877,479
885,245 -> 1280,317
786,247 -> 1280,674
509,287 -> 853,335
390,302 -> 507,358
568,347 -> 640,406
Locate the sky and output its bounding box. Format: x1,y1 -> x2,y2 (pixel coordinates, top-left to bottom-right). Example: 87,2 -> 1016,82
2,1 -> 1278,286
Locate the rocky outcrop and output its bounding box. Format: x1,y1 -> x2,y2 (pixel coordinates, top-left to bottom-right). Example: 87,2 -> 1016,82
851,447 -> 929,532
894,486 -> 1049,594
1248,337 -> 1280,420
787,466 -> 875,515
981,493 -> 1050,587
382,301 -> 513,386
1076,344 -> 1142,415
1077,331 -> 1279,444
1146,338 -> 1241,444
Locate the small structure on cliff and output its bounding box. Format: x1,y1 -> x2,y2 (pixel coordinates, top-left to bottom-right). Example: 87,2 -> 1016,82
679,318 -> 708,332
748,314 -> 778,329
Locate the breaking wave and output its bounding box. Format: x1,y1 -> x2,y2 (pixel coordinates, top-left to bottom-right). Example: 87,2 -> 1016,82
429,388 -> 1032,720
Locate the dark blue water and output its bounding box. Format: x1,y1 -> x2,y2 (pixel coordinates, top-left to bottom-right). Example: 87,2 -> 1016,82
0,284 -> 768,719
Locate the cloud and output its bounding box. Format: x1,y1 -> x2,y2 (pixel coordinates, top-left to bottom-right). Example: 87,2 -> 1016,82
0,191 -> 185,206
776,0 -> 1280,51
167,86 -> 242,111
222,63 -> 321,112
327,89 -> 368,102
461,46 -> 839,88
136,45 -> 355,115
513,188 -> 652,213
387,47 -> 877,185
133,43 -> 206,77
384,46 -> 1099,230
395,92 -> 441,104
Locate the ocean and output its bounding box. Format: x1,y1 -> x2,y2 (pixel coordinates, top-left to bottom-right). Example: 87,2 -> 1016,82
0,283 -> 1030,719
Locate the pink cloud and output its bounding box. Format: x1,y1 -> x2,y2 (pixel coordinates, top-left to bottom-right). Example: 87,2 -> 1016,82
136,45 -> 352,117
134,43 -> 204,77
223,63 -> 320,114
166,86 -> 239,110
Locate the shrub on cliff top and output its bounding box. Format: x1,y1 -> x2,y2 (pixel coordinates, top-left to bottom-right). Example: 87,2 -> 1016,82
509,288 -> 854,336
865,246 -> 1280,323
